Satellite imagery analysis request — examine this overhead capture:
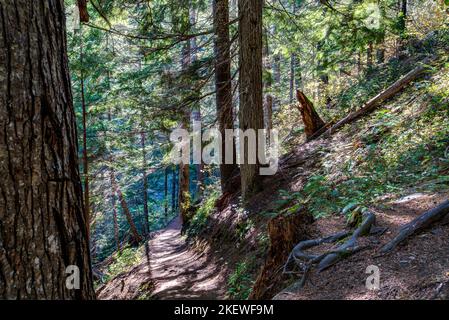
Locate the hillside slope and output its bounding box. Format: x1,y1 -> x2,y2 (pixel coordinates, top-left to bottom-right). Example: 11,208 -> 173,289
96,30 -> 449,300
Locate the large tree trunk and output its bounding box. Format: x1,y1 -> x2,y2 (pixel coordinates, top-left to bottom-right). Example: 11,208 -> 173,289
110,170 -> 142,244
0,0 -> 94,299
140,132 -> 150,236
213,0 -> 239,194
296,90 -> 326,139
238,0 -> 264,201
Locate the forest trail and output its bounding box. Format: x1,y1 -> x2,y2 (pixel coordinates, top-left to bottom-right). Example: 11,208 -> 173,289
97,216 -> 226,300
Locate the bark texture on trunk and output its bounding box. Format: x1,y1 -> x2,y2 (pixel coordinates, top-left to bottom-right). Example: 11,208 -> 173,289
238,0 -> 264,201
0,0 -> 94,299
213,0 -> 239,194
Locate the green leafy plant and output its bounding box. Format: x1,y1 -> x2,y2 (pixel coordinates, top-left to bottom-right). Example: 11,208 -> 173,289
227,260 -> 255,300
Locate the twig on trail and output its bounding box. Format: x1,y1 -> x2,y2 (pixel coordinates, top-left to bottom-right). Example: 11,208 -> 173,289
284,211 -> 377,289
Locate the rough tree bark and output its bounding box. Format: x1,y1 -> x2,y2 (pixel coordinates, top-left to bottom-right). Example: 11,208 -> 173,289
296,90 -> 326,139
238,0 -> 264,201
0,0 -> 94,299
213,0 -> 239,194
110,170 -> 142,244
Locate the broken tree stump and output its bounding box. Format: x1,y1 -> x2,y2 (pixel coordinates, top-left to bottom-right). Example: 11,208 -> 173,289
296,90 -> 326,139
249,208 -> 314,300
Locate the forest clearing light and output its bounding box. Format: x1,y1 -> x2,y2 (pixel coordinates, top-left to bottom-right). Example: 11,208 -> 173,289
170,121 -> 279,175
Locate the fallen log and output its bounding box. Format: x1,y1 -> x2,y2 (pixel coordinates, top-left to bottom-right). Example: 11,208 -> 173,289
380,200 -> 449,254
309,57 -> 433,141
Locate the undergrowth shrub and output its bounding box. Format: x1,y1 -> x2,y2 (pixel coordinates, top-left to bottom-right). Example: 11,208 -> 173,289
186,190 -> 220,238
105,246 -> 142,282
227,260 -> 255,300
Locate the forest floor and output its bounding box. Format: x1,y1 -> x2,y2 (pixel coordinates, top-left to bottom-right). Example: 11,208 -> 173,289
97,216 -> 226,300
274,191 -> 449,300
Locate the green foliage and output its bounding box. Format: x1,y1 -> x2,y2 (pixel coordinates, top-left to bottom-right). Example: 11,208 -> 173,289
186,190 -> 220,238
227,260 -> 255,300
236,218 -> 255,241
105,247 -> 142,282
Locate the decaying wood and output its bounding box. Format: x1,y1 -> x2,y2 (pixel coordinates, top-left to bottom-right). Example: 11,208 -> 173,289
284,211 -> 376,289
250,208 -> 314,299
381,200 -> 449,254
309,58 -> 433,141
296,90 -> 326,139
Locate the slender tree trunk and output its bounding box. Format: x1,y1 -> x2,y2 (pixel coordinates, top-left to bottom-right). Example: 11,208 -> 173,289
77,0 -> 89,23
399,0 -> 407,36
238,0 -> 264,201
214,0 -> 239,193
376,46 -> 385,64
171,165 -> 177,213
0,0 -> 94,299
164,167 -> 169,222
289,54 -> 296,104
367,42 -> 373,70
110,170 -> 142,244
140,132 -> 150,236
263,29 -> 274,133
190,6 -> 204,199
110,173 -> 121,252
80,28 -> 90,236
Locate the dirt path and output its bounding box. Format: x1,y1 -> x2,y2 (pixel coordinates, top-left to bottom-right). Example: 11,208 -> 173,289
97,216 -> 226,300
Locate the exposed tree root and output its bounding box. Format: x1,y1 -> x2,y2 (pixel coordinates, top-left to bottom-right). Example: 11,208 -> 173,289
380,200 -> 449,254
284,211 -> 376,289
